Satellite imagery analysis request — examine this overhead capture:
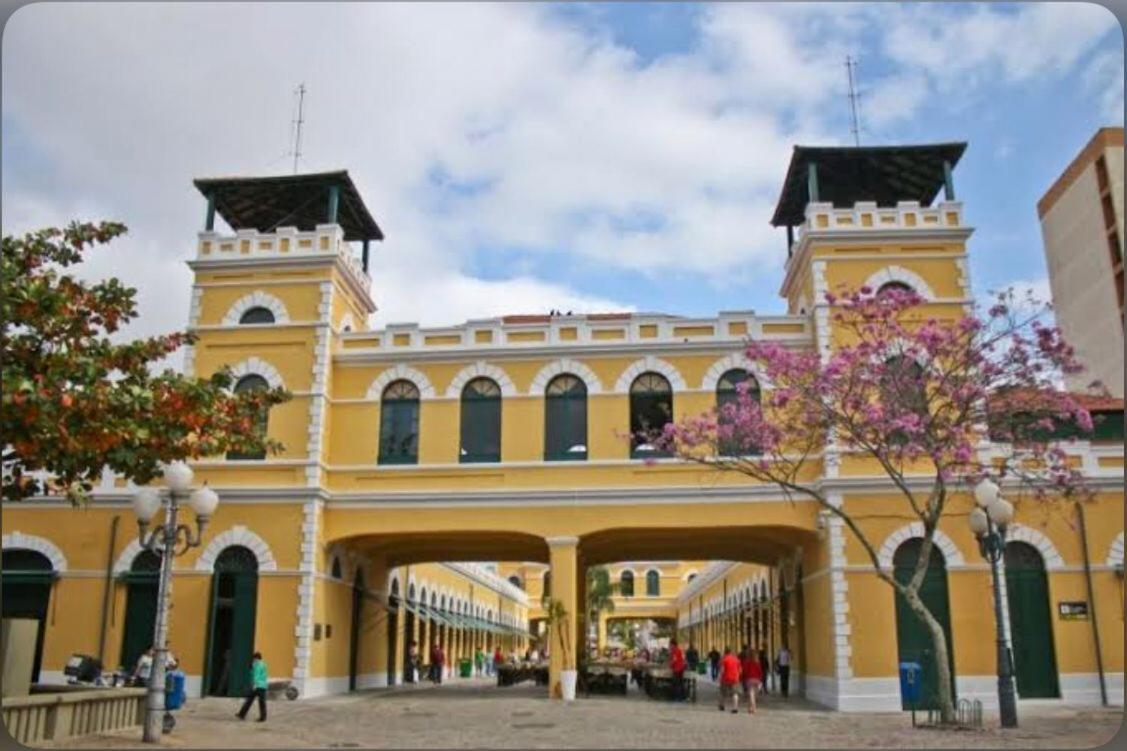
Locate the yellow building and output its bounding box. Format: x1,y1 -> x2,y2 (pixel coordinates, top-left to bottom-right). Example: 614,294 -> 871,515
3,147 -> 1123,712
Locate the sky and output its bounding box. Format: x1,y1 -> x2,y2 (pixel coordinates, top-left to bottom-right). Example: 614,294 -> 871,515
3,2 -> 1124,344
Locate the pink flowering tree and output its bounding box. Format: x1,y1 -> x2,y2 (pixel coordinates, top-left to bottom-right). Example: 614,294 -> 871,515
655,286 -> 1096,723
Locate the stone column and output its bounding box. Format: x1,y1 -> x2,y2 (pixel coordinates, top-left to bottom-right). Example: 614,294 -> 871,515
546,536 -> 579,699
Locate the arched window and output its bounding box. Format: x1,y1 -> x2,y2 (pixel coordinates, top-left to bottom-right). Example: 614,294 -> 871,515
226,374 -> 270,460
646,570 -> 660,597
379,380 -> 420,465
238,306 -> 276,325
460,377 -> 501,463
620,570 -> 635,597
508,575 -> 523,590
877,281 -> 914,298
881,356 -> 927,445
630,373 -> 673,458
2,549 -> 55,681
544,374 -> 587,461
717,368 -> 761,456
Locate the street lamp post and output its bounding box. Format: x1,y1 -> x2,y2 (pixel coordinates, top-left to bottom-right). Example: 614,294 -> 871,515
133,462 -> 219,743
969,479 -> 1018,729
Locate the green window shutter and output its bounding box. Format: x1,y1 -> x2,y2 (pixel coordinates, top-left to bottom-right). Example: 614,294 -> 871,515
545,375 -> 588,461
460,378 -> 501,463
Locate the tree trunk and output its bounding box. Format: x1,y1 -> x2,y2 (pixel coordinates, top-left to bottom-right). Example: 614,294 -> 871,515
902,586 -> 956,724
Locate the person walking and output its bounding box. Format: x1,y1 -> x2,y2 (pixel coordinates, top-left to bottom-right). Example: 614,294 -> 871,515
492,646 -> 504,675
473,646 -> 485,677
669,638 -> 687,702
717,647 -> 741,714
484,645 -> 495,677
708,646 -> 721,682
407,641 -> 419,684
775,646 -> 791,698
758,647 -> 771,695
740,647 -> 763,714
433,643 -> 446,685
236,652 -> 268,722
686,643 -> 700,674
132,648 -> 154,687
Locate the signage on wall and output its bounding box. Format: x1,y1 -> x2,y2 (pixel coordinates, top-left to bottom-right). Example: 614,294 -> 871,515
1058,601 -> 1089,620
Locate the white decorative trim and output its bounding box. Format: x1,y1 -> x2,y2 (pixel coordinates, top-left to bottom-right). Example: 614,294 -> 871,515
221,290 -> 290,325
194,525 -> 278,571
229,357 -> 285,390
1006,524 -> 1065,570
699,352 -> 772,391
291,500 -> 321,693
528,358 -> 604,395
613,356 -> 687,393
2,531 -> 68,571
862,265 -> 937,300
1107,531 -> 1124,568
445,361 -> 517,397
876,522 -> 966,569
112,538 -> 148,576
366,365 -> 437,400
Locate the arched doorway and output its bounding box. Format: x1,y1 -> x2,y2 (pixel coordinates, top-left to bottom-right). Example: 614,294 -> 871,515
1005,541 -> 1060,698
349,569 -> 365,691
119,550 -> 161,673
1,549 -> 55,681
205,546 -> 259,697
893,538 -> 956,710
386,579 -> 400,687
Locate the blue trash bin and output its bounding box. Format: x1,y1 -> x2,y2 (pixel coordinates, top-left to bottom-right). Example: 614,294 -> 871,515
899,662 -> 922,723
164,670 -> 186,711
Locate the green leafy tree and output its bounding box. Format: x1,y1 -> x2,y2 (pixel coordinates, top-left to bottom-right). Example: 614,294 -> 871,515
2,222 -> 290,503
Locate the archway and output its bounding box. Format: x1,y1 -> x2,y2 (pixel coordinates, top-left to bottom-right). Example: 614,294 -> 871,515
893,538 -> 955,710
205,546 -> 259,697
119,550 -> 161,673
1,549 -> 55,681
1005,541 -> 1060,698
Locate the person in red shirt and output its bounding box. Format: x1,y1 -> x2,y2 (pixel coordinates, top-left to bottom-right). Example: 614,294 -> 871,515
740,646 -> 763,714
669,638 -> 687,702
717,647 -> 742,714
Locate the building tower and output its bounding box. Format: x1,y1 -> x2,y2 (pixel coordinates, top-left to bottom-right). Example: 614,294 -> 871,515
185,171 -> 381,696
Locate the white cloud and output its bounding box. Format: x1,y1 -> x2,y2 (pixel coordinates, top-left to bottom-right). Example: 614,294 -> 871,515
1,1 -> 1121,340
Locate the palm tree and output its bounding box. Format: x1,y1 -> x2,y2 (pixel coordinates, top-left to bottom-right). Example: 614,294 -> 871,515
585,566 -> 618,653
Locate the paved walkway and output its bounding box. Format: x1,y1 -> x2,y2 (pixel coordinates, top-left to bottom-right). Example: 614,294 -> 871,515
45,677 -> 1123,749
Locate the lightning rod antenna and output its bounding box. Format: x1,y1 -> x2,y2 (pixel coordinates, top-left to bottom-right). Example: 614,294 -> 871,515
291,83 -> 306,174
845,56 -> 861,147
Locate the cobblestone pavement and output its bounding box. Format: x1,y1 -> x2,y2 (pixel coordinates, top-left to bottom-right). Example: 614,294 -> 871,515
45,677 -> 1123,749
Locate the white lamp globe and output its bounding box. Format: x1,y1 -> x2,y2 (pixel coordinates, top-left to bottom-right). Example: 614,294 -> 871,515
987,497 -> 1014,527
968,507 -> 989,536
162,461 -> 194,492
973,478 -> 1000,508
188,485 -> 220,519
132,487 -> 162,523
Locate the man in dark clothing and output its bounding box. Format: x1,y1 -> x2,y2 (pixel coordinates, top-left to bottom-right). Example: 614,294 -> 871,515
686,643 -> 700,672
707,647 -> 721,682
758,647 -> 771,694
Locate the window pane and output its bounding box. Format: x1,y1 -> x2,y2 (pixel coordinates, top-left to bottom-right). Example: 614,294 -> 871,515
717,370 -> 761,456
238,307 -> 275,325
461,380 -> 501,463
545,377 -> 587,461
227,375 -> 269,460
379,399 -> 419,465
630,374 -> 673,457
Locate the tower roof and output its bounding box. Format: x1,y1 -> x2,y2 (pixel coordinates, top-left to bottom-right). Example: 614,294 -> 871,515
193,170 -> 384,241
770,142 -> 967,227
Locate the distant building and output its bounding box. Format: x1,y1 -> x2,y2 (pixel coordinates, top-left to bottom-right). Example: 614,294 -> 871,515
1038,126 -> 1124,397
